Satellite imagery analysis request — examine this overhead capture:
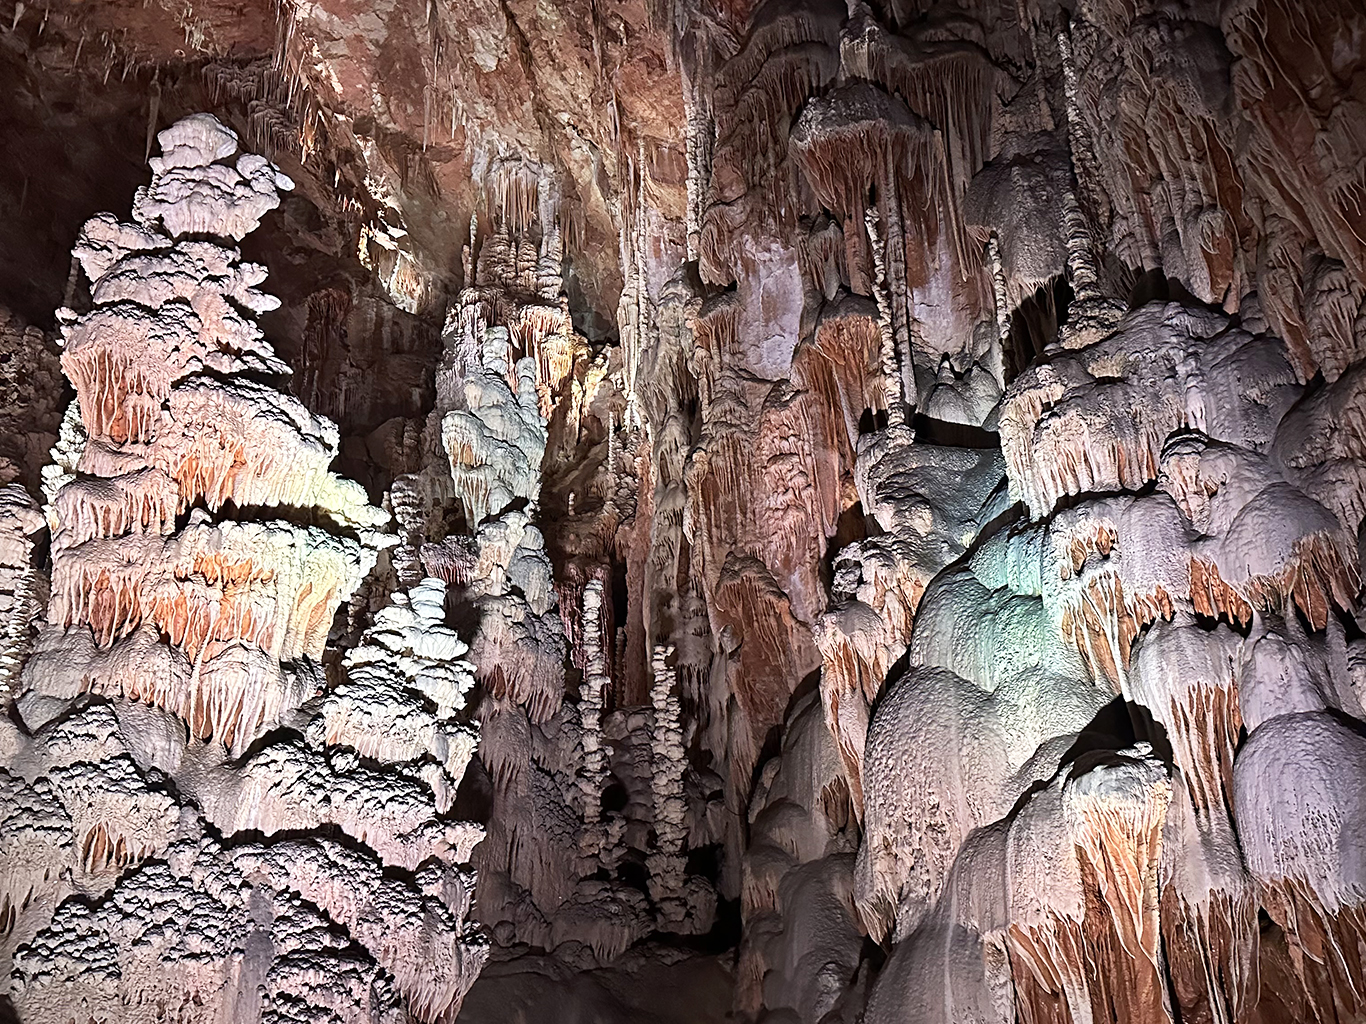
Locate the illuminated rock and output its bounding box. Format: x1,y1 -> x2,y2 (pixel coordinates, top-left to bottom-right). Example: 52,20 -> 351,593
4,115 -> 486,1024
1001,302 -> 1300,519
2,0 -> 1366,1018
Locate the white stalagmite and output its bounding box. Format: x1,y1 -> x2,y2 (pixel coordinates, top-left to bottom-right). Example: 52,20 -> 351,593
820,436 -> 1009,821
864,205 -> 909,436
315,578 -> 481,812
25,112 -> 392,749
578,579 -> 610,842
0,486 -> 43,697
3,114 -> 488,1023
442,326 -> 547,528
40,401 -> 87,532
647,643 -> 688,912
431,276 -> 568,724
738,689 -> 863,1022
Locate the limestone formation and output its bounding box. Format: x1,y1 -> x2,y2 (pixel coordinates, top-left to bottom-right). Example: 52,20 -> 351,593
0,1 -> 1363,1022
3,116 -> 485,1024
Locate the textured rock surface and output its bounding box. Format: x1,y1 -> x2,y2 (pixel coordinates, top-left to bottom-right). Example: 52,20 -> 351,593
0,1 -> 1362,1023
3,117 -> 484,1024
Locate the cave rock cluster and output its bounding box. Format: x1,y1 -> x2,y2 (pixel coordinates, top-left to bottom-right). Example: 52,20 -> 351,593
0,0 -> 1364,1022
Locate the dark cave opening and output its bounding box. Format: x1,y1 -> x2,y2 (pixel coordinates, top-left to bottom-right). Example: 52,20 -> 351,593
1006,275 -> 1074,380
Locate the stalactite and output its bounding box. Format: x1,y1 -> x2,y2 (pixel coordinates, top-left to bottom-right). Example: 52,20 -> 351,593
839,7 -> 995,275
1064,750 -> 1174,1024
1055,23 -> 1106,247
1159,774 -> 1259,1024
1234,709 -> 1366,1023
1001,302 -> 1300,518
813,600 -> 891,819
632,142 -> 652,428
682,77 -> 711,263
1059,185 -> 1103,307
1054,28 -> 1126,349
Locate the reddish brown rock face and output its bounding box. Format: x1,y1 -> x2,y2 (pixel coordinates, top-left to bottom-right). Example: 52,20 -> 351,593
1,1 -> 1366,1023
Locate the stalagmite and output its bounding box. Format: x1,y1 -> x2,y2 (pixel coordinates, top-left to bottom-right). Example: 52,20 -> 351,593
577,579 -> 610,845
647,643 -> 687,912
316,578 -> 481,809
0,310 -> 63,492
865,205 -> 910,434
819,437 -> 1008,820
3,115 -> 486,1024
0,487 -> 44,697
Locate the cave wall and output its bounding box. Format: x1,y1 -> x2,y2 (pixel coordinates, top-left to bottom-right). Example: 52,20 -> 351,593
0,0 -> 1364,1021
